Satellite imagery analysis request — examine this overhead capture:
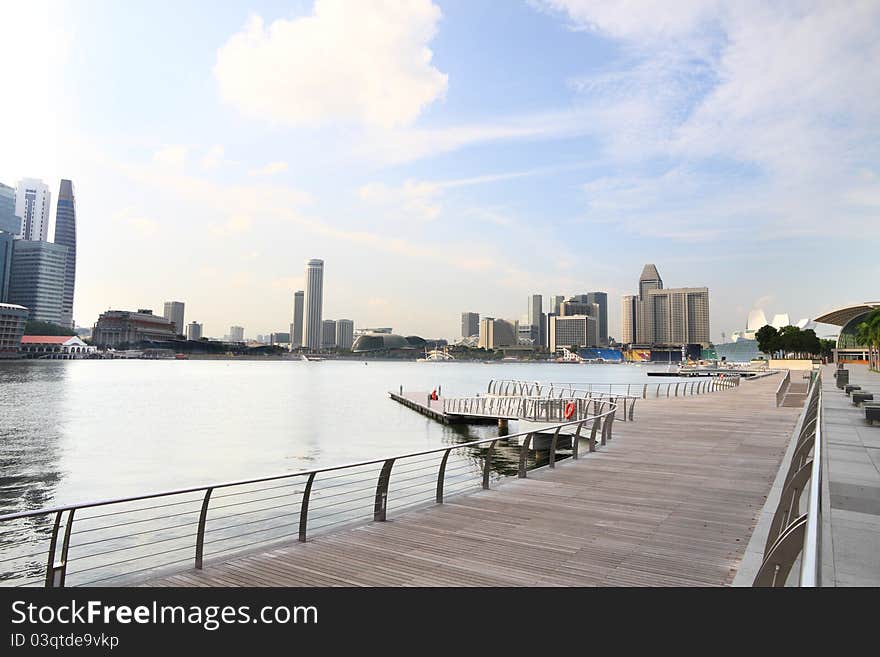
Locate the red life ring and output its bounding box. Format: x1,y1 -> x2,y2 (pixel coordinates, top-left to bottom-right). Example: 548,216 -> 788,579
564,402 -> 576,419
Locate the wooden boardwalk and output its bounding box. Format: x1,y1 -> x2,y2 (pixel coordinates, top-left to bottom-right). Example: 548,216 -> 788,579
144,374 -> 800,587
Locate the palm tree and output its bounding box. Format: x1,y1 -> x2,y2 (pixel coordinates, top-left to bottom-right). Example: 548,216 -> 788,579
856,309 -> 880,370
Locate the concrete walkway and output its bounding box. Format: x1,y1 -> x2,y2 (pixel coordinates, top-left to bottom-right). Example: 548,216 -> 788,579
821,364 -> 880,586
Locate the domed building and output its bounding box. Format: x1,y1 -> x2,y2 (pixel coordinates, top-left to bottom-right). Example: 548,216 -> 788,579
352,333 -> 417,354
814,302 -> 880,363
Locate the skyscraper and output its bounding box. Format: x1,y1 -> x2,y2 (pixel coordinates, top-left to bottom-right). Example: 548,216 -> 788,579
186,321 -> 203,341
0,183 -> 17,234
585,292 -> 608,345
229,326 -> 244,342
7,240 -> 68,323
461,312 -> 479,338
527,295 -> 544,347
303,260 -> 324,351
639,264 -> 663,298
551,296 -> 565,315
163,301 -> 185,336
14,179 -> 51,242
336,319 -> 354,350
621,295 -> 636,344
54,180 -> 77,327
0,183 -> 17,303
625,265 -> 710,347
291,290 -> 304,348
322,319 -> 336,348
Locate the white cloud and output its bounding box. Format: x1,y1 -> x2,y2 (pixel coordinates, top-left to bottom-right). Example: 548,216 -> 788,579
152,145 -> 188,169
201,145 -> 231,170
248,161 -> 289,177
115,207 -> 159,236
539,0 -> 880,239
214,0 -> 448,128
210,215 -> 253,236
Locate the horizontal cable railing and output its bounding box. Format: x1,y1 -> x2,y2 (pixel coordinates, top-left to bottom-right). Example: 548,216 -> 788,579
0,403 -> 618,588
753,370 -> 822,587
442,394 -> 620,421
487,377 -> 739,401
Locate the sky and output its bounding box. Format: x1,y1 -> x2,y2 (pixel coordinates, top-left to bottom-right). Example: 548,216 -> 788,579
0,0 -> 877,341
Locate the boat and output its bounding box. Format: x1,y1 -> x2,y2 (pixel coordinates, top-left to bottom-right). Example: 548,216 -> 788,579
174,353 -> 188,360
300,354 -> 324,362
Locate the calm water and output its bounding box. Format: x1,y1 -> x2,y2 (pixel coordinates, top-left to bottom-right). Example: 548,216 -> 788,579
0,359 -> 687,585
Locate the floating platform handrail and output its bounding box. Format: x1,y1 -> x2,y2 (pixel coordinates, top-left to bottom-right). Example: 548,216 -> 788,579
487,377 -> 738,401
775,370 -> 792,407
0,403 -> 617,588
753,370 -> 822,587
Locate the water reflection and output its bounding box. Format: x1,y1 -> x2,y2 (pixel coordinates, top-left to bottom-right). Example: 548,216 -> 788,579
0,362 -> 67,585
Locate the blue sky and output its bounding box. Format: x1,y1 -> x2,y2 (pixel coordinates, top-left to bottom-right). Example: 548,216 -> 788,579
1,0 -> 877,340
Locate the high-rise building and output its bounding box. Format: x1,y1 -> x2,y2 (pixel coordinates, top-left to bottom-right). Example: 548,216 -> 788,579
527,295 -> 544,347
163,301 -> 185,336
336,319 -> 354,350
478,317 -> 518,349
186,321 -> 203,341
229,326 -> 244,342
550,315 -> 598,353
14,179 -> 51,242
0,232 -> 12,303
561,299 -> 598,318
303,259 -> 324,351
322,319 -> 336,348
0,183 -> 17,234
625,265 -> 710,346
291,290 -> 304,348
639,264 -> 663,298
54,180 -> 77,327
585,292 -> 608,345
551,296 -> 565,315
461,312 -> 479,338
621,295 -> 637,344
7,240 -> 68,324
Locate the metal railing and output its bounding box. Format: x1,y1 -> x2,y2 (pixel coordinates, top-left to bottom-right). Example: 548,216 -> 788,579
443,395 -> 616,423
753,370 -> 822,587
775,370 -> 792,407
0,403 -> 617,588
488,377 -> 738,401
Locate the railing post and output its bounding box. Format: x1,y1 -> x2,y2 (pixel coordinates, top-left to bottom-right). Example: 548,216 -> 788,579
44,510 -> 62,588
549,427 -> 562,468
628,398 -> 636,421
482,440 -> 498,489
572,421 -> 584,460
195,487 -> 214,569
436,448 -> 452,503
519,433 -> 534,477
298,473 -> 316,542
374,459 -> 396,521
643,383 -> 647,399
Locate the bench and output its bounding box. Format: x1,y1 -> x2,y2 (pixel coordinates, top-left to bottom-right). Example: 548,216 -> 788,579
852,392 -> 874,406
844,384 -> 861,396
867,404 -> 880,425
836,370 -> 850,387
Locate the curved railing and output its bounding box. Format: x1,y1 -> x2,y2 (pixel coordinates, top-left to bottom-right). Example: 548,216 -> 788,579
443,395 -> 617,423
0,404 -> 617,588
753,370 -> 822,587
487,377 -> 739,401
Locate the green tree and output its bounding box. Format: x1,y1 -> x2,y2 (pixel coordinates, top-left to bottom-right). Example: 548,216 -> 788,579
23,320 -> 76,336
755,325 -> 779,356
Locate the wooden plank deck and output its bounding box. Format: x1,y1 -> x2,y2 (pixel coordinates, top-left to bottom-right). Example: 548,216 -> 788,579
144,374 -> 800,587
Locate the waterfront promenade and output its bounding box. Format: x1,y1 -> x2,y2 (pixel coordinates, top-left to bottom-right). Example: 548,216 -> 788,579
818,364 -> 880,585
145,374 -> 800,587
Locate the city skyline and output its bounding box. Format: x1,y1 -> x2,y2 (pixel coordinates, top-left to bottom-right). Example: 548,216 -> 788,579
0,1 -> 876,340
